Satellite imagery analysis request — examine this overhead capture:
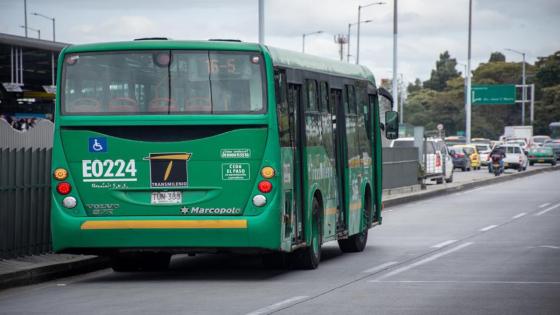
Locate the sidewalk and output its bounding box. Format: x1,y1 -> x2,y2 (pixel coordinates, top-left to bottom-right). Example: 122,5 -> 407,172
1,164 -> 559,291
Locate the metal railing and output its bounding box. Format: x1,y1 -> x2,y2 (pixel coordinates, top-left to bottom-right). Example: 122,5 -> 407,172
0,119 -> 53,259
382,147 -> 420,190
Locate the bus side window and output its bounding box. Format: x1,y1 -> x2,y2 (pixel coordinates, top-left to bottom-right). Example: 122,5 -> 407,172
306,80 -> 318,112
275,70 -> 290,147
320,81 -> 329,113
345,85 -> 357,114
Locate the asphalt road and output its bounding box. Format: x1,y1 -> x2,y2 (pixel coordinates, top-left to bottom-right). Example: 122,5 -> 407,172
1,171 -> 559,315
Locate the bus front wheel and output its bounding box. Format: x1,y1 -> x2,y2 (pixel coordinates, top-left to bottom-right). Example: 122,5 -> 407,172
338,193 -> 370,253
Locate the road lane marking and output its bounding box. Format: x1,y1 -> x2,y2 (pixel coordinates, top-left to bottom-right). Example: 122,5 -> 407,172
512,212 -> 526,219
246,296 -> 309,315
536,203 -> 560,216
370,242 -> 473,281
431,240 -> 457,248
374,280 -> 560,285
539,202 -> 551,208
539,245 -> 560,250
362,261 -> 399,274
480,225 -> 498,232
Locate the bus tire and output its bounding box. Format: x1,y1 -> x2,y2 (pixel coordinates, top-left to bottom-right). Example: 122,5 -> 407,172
338,192 -> 370,253
291,198 -> 322,270
111,252 -> 171,272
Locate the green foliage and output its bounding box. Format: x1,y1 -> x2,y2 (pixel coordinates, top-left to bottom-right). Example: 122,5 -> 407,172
489,52 -> 506,62
423,51 -> 460,91
535,51 -> 560,88
407,78 -> 422,93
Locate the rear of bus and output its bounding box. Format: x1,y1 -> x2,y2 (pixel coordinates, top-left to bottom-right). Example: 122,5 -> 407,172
50,41 -> 282,257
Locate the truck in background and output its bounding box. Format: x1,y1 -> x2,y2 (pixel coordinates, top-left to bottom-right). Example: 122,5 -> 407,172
500,126 -> 533,148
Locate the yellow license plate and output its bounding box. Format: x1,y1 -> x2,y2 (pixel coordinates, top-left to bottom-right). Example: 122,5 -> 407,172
538,159 -> 544,162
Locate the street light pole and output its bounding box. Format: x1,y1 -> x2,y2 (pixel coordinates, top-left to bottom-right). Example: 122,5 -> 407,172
24,0 -> 28,37
258,0 -> 264,44
466,0 -> 472,144
392,0 -> 398,112
356,1 -> 385,64
302,30 -> 323,53
32,12 -> 55,42
505,48 -> 527,125
347,20 -> 372,63
20,25 -> 40,39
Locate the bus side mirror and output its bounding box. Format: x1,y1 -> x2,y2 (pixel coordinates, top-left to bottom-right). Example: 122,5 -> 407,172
385,110 -> 399,140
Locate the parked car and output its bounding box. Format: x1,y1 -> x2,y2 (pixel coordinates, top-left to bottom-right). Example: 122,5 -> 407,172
450,146 -> 471,171
531,135 -> 551,147
474,143 -> 492,166
500,144 -> 529,171
453,144 -> 481,170
543,140 -> 560,160
528,146 -> 557,166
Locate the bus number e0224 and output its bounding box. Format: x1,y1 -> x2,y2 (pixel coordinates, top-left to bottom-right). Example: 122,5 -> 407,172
82,159 -> 137,181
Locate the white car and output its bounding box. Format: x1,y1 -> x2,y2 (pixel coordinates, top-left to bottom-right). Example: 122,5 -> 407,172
474,143 -> 492,166
391,137 -> 453,184
499,144 -> 529,171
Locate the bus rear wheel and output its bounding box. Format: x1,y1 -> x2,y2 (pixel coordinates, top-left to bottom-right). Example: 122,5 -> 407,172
290,198 -> 322,270
338,193 -> 370,253
110,252 -> 171,272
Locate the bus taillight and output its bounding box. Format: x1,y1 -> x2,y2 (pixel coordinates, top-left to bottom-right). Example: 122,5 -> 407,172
53,168 -> 68,180
258,180 -> 272,193
56,182 -> 72,195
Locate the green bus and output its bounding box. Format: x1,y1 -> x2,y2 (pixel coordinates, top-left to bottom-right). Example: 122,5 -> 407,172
51,39 -> 398,271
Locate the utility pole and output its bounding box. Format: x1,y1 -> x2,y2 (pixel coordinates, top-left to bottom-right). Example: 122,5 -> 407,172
258,0 -> 264,44
465,0 -> 472,143
334,35 -> 348,61
505,48 -> 527,125
302,30 -> 323,53
356,2 -> 385,64
24,0 -> 28,37
392,0 -> 398,112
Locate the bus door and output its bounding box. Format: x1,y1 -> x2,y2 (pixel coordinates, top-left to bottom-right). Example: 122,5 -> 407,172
331,88 -> 347,230
287,83 -> 305,243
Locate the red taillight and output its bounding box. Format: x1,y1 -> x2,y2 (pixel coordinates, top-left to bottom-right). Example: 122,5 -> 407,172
56,182 -> 72,195
258,180 -> 272,193
436,154 -> 441,167
455,153 -> 464,158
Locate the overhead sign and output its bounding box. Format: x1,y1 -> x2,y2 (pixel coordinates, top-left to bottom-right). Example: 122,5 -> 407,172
471,85 -> 516,105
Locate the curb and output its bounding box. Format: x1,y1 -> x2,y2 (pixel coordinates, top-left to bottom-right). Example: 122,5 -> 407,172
383,165 -> 560,208
0,256 -> 109,291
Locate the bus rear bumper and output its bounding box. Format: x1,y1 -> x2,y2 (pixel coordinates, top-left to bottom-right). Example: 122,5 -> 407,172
51,206 -> 281,254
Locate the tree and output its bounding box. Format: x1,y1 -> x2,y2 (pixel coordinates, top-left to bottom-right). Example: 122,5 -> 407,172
489,52 -> 506,62
423,51 -> 460,91
535,51 -> 560,88
407,78 -> 422,93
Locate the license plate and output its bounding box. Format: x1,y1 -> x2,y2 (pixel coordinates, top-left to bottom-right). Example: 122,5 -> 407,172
151,191 -> 182,204
504,162 -> 509,167
538,159 -> 544,162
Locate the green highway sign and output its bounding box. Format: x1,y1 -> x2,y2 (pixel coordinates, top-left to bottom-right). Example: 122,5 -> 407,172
471,84 -> 516,105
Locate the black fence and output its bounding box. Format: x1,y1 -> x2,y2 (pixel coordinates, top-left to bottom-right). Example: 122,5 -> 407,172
0,148 -> 52,259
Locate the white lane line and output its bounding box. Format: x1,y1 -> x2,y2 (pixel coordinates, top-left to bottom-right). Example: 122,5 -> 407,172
370,242 -> 473,281
431,240 -> 457,249
480,225 -> 498,232
375,280 -> 560,285
539,245 -> 560,250
539,202 -> 551,208
536,203 -> 560,216
362,261 -> 399,274
246,296 -> 309,315
512,212 -> 527,219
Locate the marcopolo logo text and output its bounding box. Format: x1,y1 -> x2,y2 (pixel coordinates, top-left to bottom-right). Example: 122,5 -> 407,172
180,206 -> 241,215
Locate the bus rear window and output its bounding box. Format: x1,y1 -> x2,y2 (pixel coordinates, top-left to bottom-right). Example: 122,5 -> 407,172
61,50 -> 265,115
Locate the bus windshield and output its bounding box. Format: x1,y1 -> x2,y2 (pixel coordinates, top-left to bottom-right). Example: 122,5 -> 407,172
61,50 -> 266,115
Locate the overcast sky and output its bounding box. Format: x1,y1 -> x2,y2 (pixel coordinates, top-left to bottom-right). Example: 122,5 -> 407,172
2,0 -> 558,85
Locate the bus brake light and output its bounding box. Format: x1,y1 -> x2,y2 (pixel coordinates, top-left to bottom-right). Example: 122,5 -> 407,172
56,182 -> 72,195
258,180 -> 272,193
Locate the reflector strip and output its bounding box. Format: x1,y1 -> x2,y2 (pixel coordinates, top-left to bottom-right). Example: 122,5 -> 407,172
80,220 -> 247,230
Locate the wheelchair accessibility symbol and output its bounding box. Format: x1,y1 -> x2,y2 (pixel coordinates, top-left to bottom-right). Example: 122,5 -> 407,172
88,137 -> 107,153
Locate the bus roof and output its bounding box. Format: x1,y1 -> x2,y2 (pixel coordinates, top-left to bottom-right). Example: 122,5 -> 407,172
62,40 -> 376,83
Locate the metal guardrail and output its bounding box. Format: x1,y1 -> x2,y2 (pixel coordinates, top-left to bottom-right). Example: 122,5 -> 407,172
382,147 -> 420,190
0,148 -> 52,259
